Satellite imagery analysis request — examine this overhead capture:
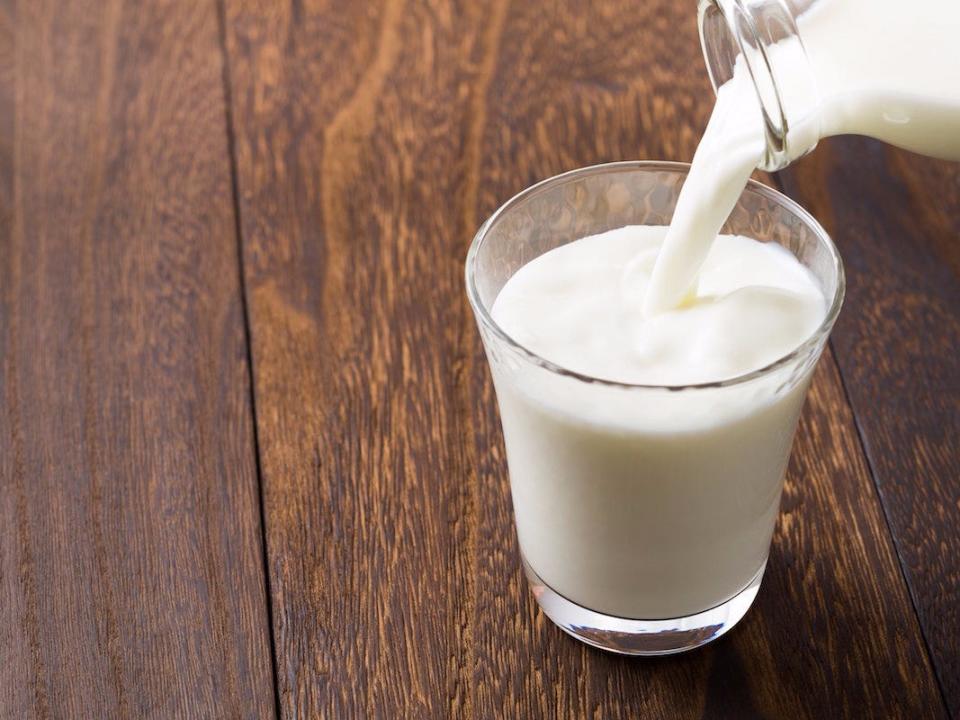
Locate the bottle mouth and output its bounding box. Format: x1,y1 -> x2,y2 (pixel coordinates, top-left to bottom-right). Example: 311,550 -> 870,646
698,0 -> 817,171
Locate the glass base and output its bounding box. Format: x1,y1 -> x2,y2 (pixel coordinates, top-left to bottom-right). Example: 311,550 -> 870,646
523,559 -> 765,656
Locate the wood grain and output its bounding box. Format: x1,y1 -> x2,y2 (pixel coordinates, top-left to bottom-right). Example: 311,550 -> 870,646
222,0 -> 948,717
778,139 -> 960,716
0,1 -> 275,717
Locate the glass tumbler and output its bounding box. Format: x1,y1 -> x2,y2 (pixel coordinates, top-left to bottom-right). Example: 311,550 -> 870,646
465,162 -> 844,655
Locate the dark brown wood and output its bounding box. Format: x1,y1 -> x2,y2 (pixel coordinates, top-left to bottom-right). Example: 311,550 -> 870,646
0,1 -> 276,717
222,1 -> 948,717
778,139 -> 960,716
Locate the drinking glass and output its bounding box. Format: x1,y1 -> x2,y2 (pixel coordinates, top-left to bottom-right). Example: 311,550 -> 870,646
465,162 -> 844,655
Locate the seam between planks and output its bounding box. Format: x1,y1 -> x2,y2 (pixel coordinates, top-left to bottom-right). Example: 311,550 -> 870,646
454,2 -> 511,717
827,337 -> 952,717
213,2 -> 283,718
769,171 -> 952,717
9,2 -> 49,714
78,1 -> 131,713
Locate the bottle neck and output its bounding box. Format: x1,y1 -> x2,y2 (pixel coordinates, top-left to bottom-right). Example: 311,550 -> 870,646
698,0 -> 821,171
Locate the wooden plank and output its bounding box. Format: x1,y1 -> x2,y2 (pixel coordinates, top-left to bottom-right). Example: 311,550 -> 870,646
221,2 -> 484,714
222,0 -> 946,716
0,1 -> 276,717
778,138 -> 960,715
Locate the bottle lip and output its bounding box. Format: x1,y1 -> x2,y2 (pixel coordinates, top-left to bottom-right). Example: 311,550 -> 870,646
698,0 -> 807,171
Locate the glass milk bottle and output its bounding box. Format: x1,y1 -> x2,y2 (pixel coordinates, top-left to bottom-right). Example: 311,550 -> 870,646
699,0 -> 960,171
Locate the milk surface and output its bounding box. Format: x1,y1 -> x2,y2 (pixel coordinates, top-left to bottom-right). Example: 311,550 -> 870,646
495,227 -> 825,386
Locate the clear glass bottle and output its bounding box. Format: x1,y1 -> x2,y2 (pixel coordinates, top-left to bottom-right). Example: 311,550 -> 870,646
699,0 -> 960,171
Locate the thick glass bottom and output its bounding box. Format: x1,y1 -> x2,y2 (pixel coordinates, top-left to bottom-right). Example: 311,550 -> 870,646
523,558 -> 765,656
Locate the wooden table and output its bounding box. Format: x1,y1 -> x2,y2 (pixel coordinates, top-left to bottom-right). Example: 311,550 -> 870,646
2,1 -> 958,717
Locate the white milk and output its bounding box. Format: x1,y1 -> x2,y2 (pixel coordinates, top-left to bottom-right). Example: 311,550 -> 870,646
490,227 -> 826,618
646,0 -> 960,314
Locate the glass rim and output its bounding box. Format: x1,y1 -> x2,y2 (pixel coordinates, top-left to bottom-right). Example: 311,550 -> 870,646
465,160 -> 845,392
